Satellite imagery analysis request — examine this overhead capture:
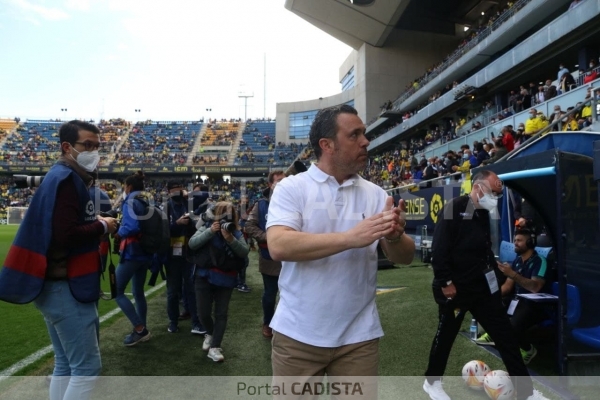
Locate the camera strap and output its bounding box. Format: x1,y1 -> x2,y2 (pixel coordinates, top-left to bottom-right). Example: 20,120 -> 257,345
100,239 -> 118,301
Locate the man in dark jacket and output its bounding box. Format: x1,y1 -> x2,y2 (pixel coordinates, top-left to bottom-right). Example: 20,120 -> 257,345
422,157 -> 438,187
245,170 -> 286,339
423,171 -> 547,400
543,79 -> 557,100
481,139 -> 508,165
165,181 -> 204,335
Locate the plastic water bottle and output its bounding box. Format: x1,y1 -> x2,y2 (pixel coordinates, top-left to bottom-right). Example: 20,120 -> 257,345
470,319 -> 478,340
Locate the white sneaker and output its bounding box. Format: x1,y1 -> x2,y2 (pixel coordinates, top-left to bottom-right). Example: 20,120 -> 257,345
423,379 -> 450,400
525,389 -> 550,400
202,334 -> 212,351
207,347 -> 224,362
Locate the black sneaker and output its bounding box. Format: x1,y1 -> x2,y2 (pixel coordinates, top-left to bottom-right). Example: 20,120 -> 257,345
124,328 -> 151,346
168,322 -> 179,333
191,325 -> 207,335
237,284 -> 251,293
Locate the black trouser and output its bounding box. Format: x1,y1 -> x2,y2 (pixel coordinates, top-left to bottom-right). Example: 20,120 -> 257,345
166,258 -> 199,326
236,257 -> 249,286
510,298 -> 548,350
425,290 -> 533,400
194,277 -> 233,348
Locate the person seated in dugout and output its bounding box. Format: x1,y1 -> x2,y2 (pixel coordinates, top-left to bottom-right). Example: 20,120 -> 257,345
475,229 -> 550,365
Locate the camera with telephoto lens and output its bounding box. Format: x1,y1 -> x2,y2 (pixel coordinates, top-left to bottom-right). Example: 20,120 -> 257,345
219,219 -> 236,234
13,174 -> 45,189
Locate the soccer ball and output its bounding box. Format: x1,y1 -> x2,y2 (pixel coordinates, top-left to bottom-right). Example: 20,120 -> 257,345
462,360 -> 491,390
484,370 -> 515,400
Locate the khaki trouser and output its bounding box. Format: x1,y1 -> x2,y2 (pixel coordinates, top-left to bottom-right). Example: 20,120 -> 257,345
271,331 -> 379,400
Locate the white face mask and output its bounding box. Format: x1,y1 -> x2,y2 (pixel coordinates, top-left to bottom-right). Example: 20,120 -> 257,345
71,147 -> 100,172
477,192 -> 498,211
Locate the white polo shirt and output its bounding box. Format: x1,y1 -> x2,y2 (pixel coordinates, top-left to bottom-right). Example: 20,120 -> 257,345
266,164 -> 388,347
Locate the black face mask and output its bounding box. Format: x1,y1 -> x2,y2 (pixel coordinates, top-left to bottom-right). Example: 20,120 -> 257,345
170,190 -> 184,202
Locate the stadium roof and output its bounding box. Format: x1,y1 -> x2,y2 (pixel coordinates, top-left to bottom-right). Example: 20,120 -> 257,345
284,0 -> 409,49
284,0 -> 501,49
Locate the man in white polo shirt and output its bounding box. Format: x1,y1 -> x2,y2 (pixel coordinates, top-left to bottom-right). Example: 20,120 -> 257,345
266,104 -> 415,378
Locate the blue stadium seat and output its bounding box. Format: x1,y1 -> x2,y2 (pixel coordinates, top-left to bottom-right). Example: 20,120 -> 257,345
535,247 -> 552,259
572,326 -> 600,350
499,240 -> 516,263
553,282 -> 581,327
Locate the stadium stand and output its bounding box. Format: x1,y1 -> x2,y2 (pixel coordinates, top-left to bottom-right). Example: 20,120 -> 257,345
117,120 -> 202,166
0,119 -> 17,141
0,118 -> 133,166
200,121 -> 238,147
236,120 -> 307,166
0,120 -> 62,165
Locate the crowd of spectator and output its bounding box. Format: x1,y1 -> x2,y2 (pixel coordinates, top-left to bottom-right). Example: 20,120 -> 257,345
0,178 -> 35,209
0,175 -> 271,217
200,122 -> 239,147
375,0 -> 527,123
192,153 -> 228,165
234,141 -> 305,166
114,152 -> 187,166
362,85 -> 599,191
369,0 -> 591,134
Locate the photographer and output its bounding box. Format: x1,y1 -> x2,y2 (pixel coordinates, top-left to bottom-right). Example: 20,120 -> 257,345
165,181 -> 203,335
114,171 -> 153,346
0,120 -> 118,400
188,201 -> 249,362
245,170 -> 285,339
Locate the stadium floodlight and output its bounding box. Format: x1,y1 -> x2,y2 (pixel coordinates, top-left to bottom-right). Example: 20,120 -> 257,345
238,90 -> 254,121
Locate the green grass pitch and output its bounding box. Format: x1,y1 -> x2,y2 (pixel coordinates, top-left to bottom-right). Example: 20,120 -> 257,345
0,224 -> 582,399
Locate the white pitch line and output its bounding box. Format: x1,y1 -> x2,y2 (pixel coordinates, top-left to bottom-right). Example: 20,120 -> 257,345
0,281 -> 166,379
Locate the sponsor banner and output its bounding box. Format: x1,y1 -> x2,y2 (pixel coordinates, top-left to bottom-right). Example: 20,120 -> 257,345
1,165 -> 272,174
393,184 -> 461,232
0,165 -> 52,173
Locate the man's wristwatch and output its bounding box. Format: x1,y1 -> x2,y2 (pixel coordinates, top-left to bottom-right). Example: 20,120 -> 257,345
441,280 -> 452,288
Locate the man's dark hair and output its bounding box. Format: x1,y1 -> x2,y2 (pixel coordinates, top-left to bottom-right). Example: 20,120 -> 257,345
59,120 -> 100,154
268,170 -> 285,184
309,104 -> 358,160
515,228 -> 535,243
124,171 -> 145,192
167,180 -> 183,191
460,144 -> 470,150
